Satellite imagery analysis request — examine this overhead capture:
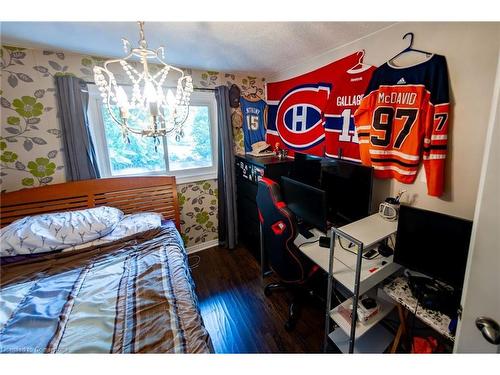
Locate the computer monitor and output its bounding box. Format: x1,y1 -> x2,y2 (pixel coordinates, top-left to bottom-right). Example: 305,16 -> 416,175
320,158 -> 373,225
394,205 -> 473,291
281,176 -> 327,237
291,152 -> 322,188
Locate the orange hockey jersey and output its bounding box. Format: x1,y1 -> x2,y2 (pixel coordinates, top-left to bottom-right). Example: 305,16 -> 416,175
354,54 -> 450,196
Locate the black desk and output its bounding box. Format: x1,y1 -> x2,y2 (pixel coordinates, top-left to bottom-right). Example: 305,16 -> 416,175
235,154 -> 293,261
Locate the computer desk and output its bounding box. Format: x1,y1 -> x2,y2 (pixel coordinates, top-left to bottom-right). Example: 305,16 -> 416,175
383,275 -> 455,353
293,213 -> 402,353
294,229 -> 400,296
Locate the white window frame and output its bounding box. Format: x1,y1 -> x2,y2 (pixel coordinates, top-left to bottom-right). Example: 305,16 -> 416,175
87,84 -> 218,184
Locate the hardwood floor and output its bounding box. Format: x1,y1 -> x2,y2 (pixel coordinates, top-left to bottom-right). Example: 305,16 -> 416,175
190,245 -> 327,353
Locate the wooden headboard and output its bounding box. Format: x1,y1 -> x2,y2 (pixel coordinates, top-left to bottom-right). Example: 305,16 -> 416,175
0,176 -> 180,230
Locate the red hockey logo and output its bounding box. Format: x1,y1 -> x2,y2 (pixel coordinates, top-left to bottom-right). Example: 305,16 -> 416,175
275,84 -> 330,150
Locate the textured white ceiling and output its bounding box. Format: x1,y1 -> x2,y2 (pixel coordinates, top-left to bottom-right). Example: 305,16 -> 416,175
0,22 -> 395,74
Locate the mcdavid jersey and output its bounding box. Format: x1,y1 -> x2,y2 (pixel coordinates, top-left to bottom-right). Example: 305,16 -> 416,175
323,65 -> 376,162
240,98 -> 267,152
354,54 -> 450,197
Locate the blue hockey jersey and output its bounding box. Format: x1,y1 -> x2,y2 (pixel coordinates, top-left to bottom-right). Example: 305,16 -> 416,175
240,98 -> 267,153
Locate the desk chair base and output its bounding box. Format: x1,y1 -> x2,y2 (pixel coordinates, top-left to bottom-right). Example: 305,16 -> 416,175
264,282 -> 320,331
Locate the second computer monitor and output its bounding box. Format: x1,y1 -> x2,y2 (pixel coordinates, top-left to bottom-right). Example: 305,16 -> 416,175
281,176 -> 327,235
321,158 -> 373,225
394,205 -> 473,291
291,152 -> 322,188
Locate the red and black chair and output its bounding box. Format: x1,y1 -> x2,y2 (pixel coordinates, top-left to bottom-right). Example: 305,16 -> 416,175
257,177 -> 320,330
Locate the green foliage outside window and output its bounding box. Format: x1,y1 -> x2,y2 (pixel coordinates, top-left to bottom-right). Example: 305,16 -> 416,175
101,106 -> 166,174
101,103 -> 213,175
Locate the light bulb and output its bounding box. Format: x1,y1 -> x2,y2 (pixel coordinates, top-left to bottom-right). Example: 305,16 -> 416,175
115,86 -> 129,119
149,102 -> 159,117
142,80 -> 158,117
116,86 -> 129,108
144,80 -> 157,103
157,86 -> 165,107
166,89 -> 176,106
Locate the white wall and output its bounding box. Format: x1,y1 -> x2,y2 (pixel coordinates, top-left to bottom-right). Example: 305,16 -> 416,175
455,49 -> 500,353
271,22 -> 500,219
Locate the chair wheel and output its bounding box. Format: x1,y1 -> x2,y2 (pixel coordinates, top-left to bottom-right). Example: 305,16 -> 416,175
284,320 -> 295,331
264,285 -> 272,297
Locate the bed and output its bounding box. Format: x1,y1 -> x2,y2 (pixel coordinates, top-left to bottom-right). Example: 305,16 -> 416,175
0,176 -> 212,353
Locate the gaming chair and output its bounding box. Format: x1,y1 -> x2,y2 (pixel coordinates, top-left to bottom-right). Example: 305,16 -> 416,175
256,177 -> 319,331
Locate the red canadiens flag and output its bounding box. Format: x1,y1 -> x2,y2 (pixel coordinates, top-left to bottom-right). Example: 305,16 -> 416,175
266,52 -> 360,157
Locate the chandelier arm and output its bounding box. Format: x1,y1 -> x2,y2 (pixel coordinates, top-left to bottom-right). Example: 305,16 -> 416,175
165,65 -> 186,76
101,48 -> 185,84
158,114 -> 185,135
104,93 -> 151,136
104,90 -> 128,129
153,66 -> 170,80
102,54 -> 135,70
149,53 -> 185,77
126,127 -> 144,135
177,112 -> 190,127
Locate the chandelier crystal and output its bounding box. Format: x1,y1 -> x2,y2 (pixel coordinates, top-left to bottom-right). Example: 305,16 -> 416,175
93,21 -> 193,142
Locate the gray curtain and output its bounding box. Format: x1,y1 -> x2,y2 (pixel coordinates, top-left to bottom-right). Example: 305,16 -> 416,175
215,86 -> 238,249
55,75 -> 100,181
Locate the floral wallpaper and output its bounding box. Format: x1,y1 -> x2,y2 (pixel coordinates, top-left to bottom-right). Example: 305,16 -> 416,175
177,180 -> 218,246
0,44 -> 266,248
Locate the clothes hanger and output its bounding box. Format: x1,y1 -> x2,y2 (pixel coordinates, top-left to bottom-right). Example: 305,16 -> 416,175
388,32 -> 433,64
346,50 -> 372,74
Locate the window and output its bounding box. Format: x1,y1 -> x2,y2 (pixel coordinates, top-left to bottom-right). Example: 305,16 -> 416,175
87,85 -> 217,184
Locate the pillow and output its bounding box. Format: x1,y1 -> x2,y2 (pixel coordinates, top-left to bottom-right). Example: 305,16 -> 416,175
98,212 -> 162,241
0,206 -> 124,257
63,212 -> 163,252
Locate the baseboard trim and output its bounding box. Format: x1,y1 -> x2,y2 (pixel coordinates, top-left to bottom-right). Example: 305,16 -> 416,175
186,239 -> 219,254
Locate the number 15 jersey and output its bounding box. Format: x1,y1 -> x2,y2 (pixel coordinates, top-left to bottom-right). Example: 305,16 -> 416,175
354,54 -> 450,197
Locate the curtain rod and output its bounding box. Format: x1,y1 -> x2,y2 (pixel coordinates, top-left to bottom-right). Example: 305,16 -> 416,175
82,80 -> 215,92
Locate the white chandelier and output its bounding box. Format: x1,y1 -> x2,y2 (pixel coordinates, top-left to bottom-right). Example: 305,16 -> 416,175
93,21 -> 193,142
